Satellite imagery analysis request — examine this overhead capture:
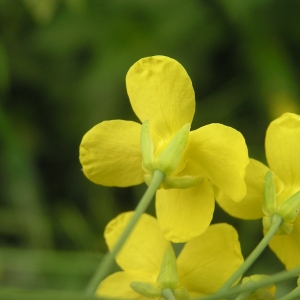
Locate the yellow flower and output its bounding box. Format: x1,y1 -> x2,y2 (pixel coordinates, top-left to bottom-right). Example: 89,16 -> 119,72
96,212 -> 244,299
80,55 -> 248,242
216,112 -> 300,269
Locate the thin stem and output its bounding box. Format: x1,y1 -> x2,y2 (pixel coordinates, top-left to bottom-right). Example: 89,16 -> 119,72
85,170 -> 165,295
278,286 -> 300,300
162,289 -> 176,300
198,267 -> 300,300
217,214 -> 283,294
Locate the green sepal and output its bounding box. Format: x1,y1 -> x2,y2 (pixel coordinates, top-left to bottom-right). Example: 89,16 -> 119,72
156,123 -> 190,175
174,286 -> 190,300
276,222 -> 293,235
144,173 -> 153,187
241,275 -> 276,300
130,281 -> 162,298
264,214 -> 287,235
161,175 -> 203,189
245,289 -> 275,300
262,215 -> 272,233
140,120 -> 155,173
157,245 -> 179,289
263,171 -> 277,216
278,191 -> 300,223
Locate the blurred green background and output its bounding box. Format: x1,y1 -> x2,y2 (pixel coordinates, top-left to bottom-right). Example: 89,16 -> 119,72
1,0 -> 300,297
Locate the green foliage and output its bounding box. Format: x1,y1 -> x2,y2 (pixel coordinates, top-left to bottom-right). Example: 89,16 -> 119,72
0,0 -> 300,296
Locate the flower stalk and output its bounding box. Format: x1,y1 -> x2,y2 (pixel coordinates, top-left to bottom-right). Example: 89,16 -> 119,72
216,214 -> 283,295
198,267 -> 300,300
85,169 -> 164,295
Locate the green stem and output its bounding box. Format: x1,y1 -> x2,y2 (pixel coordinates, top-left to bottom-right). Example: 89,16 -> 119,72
85,170 -> 165,295
198,266 -> 300,300
278,286 -> 300,300
217,214 -> 283,294
162,289 -> 176,300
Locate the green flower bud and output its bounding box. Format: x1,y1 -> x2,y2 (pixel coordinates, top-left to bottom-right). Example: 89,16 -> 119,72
130,281 -> 162,298
140,120 -> 155,173
157,245 -> 179,289
156,123 -> 190,175
262,171 -> 277,217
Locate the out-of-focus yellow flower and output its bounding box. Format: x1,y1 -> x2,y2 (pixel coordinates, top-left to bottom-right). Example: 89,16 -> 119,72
216,113 -> 300,269
96,212 -> 244,299
80,55 -> 248,242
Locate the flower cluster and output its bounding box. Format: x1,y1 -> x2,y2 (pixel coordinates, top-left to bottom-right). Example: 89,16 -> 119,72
96,212 -> 244,299
80,56 -> 300,299
80,55 -> 249,242
217,112 -> 300,270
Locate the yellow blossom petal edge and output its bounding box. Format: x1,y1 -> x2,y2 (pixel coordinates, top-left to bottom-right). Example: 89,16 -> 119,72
268,216 -> 300,269
96,270 -> 157,299
79,120 -> 144,187
216,159 -> 284,220
104,212 -> 169,274
177,223 -> 244,297
156,179 -> 215,242
126,56 -> 195,143
266,112 -> 300,190
185,123 -> 249,202
216,159 -> 269,219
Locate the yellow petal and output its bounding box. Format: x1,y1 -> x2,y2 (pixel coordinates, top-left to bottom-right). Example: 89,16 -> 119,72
126,56 -> 195,143
177,223 -> 244,296
96,270 -> 156,299
156,179 -> 215,243
185,124 -> 249,202
266,113 -> 300,190
79,120 -> 144,187
104,212 -> 170,274
268,216 -> 300,270
216,159 -> 269,219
